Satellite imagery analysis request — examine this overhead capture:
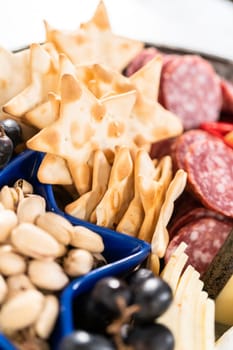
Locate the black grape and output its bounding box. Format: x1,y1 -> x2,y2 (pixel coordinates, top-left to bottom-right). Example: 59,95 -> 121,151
126,323 -> 175,350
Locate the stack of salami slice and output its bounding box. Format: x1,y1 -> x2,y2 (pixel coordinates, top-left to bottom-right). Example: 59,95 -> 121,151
158,130 -> 233,277
126,47 -> 233,278
126,47 -> 233,130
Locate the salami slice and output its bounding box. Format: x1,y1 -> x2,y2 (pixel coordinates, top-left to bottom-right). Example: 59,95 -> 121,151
165,217 -> 233,276
168,207 -> 231,239
185,138 -> 233,217
125,47 -> 159,76
159,55 -> 222,129
149,136 -> 176,160
172,129 -> 216,169
221,78 -> 233,114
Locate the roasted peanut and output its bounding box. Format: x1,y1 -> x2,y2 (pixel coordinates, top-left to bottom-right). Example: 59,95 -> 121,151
71,226 -> 104,253
34,295 -> 59,339
0,290 -> 44,334
6,274 -> 35,300
0,210 -> 18,242
36,211 -> 73,245
11,223 -> 62,260
63,248 -> 94,277
0,252 -> 26,276
28,260 -> 69,291
0,186 -> 18,210
0,275 -> 8,304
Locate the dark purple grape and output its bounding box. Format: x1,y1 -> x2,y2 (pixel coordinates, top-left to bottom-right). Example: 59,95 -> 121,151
74,277 -> 132,333
0,126 -> 14,169
126,323 -> 174,350
58,330 -> 115,350
91,276 -> 131,317
127,268 -> 154,287
0,118 -> 22,147
131,276 -> 173,324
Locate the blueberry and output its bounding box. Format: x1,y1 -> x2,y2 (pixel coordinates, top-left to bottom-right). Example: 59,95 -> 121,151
0,118 -> 22,147
0,126 -> 14,169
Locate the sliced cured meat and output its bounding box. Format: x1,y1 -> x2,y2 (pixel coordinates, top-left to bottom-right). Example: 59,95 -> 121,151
221,78 -> 233,114
165,217 -> 233,276
185,138 -> 233,217
125,47 -> 159,76
168,207 -> 231,239
172,129 -> 216,169
159,55 -> 222,129
149,136 -> 176,160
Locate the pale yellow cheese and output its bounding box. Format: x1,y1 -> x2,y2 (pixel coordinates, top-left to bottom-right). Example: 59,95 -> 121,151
159,242 -> 215,350
215,326 -> 233,350
215,275 -> 233,326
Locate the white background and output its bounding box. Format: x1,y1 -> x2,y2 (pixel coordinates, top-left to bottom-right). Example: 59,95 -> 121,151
0,0 -> 232,60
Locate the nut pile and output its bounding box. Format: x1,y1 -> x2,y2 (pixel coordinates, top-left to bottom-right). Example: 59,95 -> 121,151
0,179 -> 106,349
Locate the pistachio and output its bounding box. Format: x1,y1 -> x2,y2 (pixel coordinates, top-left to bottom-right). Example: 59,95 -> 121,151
0,244 -> 15,254
6,274 -> 35,300
17,195 -> 46,223
56,243 -> 67,258
63,248 -> 94,277
14,179 -> 33,196
28,260 -> 69,291
0,210 -> 18,243
34,295 -> 59,339
92,252 -> 107,268
0,290 -> 44,334
11,223 -> 61,260
0,252 -> 26,276
11,336 -> 50,350
71,226 -> 104,253
0,186 -> 18,210
14,186 -> 24,204
36,211 -> 73,245
0,275 -> 8,304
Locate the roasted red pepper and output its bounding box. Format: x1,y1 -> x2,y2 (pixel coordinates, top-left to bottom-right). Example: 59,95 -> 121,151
200,122 -> 233,149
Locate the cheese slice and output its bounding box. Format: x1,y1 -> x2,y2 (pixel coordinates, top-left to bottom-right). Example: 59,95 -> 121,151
159,242 -> 215,350
215,326 -> 233,350
215,275 -> 233,326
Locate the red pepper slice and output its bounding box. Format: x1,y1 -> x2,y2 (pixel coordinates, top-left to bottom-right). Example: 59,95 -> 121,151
200,122 -> 233,136
200,122 -> 233,150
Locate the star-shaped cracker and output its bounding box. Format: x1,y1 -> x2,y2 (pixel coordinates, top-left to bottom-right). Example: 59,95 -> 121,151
3,43 -> 60,119
44,0 -> 143,72
0,46 -> 30,107
27,73 -> 137,194
36,56 -> 183,187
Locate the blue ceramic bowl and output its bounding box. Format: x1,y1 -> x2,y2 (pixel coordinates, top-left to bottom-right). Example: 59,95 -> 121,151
0,150 -> 151,349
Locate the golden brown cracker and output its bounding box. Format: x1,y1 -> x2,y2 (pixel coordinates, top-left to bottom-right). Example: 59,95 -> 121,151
44,1 -> 143,71
137,155 -> 173,243
151,169 -> 187,258
65,150 -> 111,220
95,146 -> 134,229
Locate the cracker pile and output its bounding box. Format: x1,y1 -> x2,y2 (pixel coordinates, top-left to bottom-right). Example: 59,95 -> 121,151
0,1 -> 185,259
